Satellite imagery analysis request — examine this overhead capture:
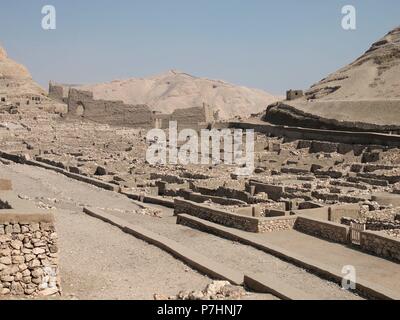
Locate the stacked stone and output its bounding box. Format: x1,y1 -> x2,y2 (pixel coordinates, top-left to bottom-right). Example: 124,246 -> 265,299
294,216 -> 349,244
0,221 -> 60,296
258,217 -> 297,233
341,217 -> 400,231
360,231 -> 400,262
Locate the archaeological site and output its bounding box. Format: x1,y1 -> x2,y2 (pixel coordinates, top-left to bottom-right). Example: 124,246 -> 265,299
1,2 -> 400,307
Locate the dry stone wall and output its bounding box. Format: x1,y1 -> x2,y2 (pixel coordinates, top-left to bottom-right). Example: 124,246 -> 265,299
258,216 -> 297,232
0,217 -> 60,296
174,199 -> 296,233
360,231 -> 400,263
294,216 -> 350,244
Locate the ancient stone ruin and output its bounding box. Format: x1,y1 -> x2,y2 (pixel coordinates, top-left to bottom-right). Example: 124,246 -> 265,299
0,179 -> 60,296
0,26 -> 400,301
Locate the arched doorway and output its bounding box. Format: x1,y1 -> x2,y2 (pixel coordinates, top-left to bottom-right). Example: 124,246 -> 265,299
75,101 -> 85,116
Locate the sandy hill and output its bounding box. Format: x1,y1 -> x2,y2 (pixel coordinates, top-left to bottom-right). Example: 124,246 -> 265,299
265,26 -> 400,132
305,26 -> 400,101
0,45 -> 45,97
76,70 -> 281,120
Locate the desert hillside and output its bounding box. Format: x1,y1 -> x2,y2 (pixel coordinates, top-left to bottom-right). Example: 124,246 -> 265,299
0,45 -> 45,96
265,26 -> 400,132
76,70 -> 281,120
304,26 -> 400,101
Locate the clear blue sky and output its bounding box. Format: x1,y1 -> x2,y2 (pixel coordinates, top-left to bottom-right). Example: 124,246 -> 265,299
0,0 -> 399,94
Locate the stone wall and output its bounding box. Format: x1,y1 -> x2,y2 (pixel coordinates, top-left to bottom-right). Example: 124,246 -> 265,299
174,198 -> 296,233
328,204 -> 361,223
174,198 -> 259,232
360,231 -> 400,263
0,211 -> 60,297
67,88 -> 154,128
194,185 -> 254,204
294,216 -> 350,244
227,121 -> 400,148
341,217 -> 400,231
58,84 -> 216,130
48,83 -> 66,103
248,180 -> 284,201
258,216 -> 297,232
155,103 -> 216,131
179,190 -> 247,206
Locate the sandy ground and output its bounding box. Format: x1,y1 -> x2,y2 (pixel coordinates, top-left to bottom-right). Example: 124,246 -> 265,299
106,212 -> 362,300
0,164 -> 361,300
0,164 -> 277,300
0,164 -> 211,300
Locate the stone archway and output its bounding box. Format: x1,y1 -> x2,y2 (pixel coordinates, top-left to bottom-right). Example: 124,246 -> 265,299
75,101 -> 85,116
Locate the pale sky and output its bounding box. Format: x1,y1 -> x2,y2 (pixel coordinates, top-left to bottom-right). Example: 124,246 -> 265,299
0,0 -> 399,94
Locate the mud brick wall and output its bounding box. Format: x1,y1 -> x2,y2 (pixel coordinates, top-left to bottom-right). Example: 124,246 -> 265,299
0,216 -> 60,297
360,231 -> 400,263
294,216 -> 350,244
67,88 -> 153,128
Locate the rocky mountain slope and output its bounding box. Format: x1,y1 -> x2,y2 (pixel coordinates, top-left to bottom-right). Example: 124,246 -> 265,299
76,70 -> 281,120
305,26 -> 400,101
265,26 -> 400,132
0,45 -> 45,97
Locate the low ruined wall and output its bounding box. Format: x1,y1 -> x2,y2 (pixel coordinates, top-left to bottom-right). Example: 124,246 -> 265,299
360,231 -> 400,263
170,107 -> 208,130
328,204 -> 361,223
291,207 -> 329,220
248,180 -> 283,201
121,190 -> 175,208
258,216 -> 297,232
174,199 -> 296,233
194,185 -> 254,204
341,216 -> 400,231
0,211 -> 60,297
294,216 -> 350,244
174,198 -> 259,232
180,190 -> 247,206
227,121 -> 400,148
156,104 -> 215,131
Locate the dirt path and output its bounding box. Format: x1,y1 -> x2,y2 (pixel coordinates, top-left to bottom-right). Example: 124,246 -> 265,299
0,164 -> 361,300
0,164 -> 213,300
